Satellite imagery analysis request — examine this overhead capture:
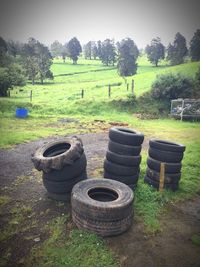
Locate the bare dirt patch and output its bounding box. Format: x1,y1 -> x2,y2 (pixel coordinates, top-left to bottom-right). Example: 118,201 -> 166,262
0,132 -> 199,267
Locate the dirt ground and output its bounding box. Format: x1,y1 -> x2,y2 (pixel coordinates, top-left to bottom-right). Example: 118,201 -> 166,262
0,132 -> 200,267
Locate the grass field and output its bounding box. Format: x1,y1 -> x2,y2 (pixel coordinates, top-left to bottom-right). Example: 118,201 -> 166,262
0,56 -> 200,267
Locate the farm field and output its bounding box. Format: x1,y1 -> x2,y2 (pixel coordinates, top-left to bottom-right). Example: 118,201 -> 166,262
0,56 -> 200,267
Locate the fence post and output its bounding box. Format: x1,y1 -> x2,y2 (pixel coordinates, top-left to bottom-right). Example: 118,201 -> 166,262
30,90 -> 32,102
159,163 -> 165,192
108,84 -> 111,98
81,89 -> 84,98
131,79 -> 134,94
127,83 -> 129,91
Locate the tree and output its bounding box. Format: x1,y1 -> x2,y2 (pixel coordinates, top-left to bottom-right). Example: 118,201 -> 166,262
66,37 -> 82,64
97,40 -> 102,59
167,32 -> 188,65
0,36 -> 7,54
91,42 -> 98,59
50,40 -> 63,58
101,39 -> 116,66
22,38 -> 53,84
61,44 -> 68,63
83,41 -> 92,59
117,38 -> 139,77
146,37 -> 165,66
190,29 -> 200,61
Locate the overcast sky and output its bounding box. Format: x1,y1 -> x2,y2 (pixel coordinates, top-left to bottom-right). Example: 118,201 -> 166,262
0,0 -> 199,48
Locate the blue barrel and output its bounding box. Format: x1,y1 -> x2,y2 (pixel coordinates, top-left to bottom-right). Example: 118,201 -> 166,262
15,108 -> 28,118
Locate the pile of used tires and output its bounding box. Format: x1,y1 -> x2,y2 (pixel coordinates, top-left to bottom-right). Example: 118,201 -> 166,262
145,139 -> 186,191
71,178 -> 134,236
32,136 -> 87,201
104,127 -> 144,190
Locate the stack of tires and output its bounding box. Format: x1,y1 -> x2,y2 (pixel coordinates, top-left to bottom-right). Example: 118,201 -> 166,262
32,137 -> 87,201
104,127 -> 144,190
71,178 -> 134,237
145,139 -> 186,191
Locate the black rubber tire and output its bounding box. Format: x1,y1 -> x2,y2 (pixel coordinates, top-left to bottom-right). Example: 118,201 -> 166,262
147,156 -> 182,174
32,136 -> 84,173
104,159 -> 139,176
149,139 -> 186,153
43,171 -> 87,194
71,178 -> 134,223
106,150 -> 141,167
144,175 -> 179,191
43,152 -> 87,181
108,140 -> 142,156
109,127 -> 144,146
104,170 -> 139,184
47,191 -> 71,202
72,210 -> 132,237
149,147 -> 184,163
146,167 -> 181,183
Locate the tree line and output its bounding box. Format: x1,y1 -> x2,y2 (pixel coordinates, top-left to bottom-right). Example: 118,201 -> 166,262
0,29 -> 200,97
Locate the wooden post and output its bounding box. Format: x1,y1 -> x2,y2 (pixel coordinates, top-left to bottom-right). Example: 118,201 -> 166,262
131,79 -> 134,94
81,89 -> 84,98
108,84 -> 111,98
30,90 -> 32,102
127,83 -> 129,91
159,162 -> 165,192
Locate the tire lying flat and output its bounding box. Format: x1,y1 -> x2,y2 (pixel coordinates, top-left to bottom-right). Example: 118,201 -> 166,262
106,150 -> 141,167
104,159 -> 139,176
109,127 -> 144,146
147,156 -> 182,173
109,140 -> 142,156
149,139 -> 186,153
104,170 -> 139,184
144,175 -> 179,191
148,147 -> 184,163
146,167 -> 181,183
71,178 -> 134,236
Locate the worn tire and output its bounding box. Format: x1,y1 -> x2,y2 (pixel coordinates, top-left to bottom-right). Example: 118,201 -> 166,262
146,167 -> 181,183
104,159 -> 139,176
32,136 -> 84,173
106,150 -> 141,167
43,171 -> 87,194
147,156 -> 182,173
144,175 -> 179,191
109,140 -> 142,156
104,170 -> 139,184
109,127 -> 144,146
128,184 -> 137,191
43,152 -> 87,181
149,147 -> 184,163
71,178 -> 134,223
149,139 -> 186,153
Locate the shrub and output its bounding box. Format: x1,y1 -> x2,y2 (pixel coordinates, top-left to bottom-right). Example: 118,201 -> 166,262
151,73 -> 195,100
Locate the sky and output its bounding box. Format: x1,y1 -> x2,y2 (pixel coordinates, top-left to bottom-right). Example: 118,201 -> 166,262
0,0 -> 199,48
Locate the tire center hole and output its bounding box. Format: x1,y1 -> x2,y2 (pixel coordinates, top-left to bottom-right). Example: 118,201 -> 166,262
88,187 -> 119,202
43,143 -> 71,157
119,129 -> 136,134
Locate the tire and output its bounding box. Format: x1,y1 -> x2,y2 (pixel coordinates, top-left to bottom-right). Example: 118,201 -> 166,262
109,140 -> 142,156
72,210 -> 132,237
144,175 -> 179,191
149,139 -> 186,153
43,171 -> 87,194
43,152 -> 87,181
47,191 -> 71,202
32,136 -> 84,173
104,159 -> 139,176
71,178 -> 134,223
146,167 -> 181,183
104,170 -> 139,184
106,150 -> 141,167
147,156 -> 182,174
109,127 -> 144,146
128,184 -> 137,191
149,147 -> 184,163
